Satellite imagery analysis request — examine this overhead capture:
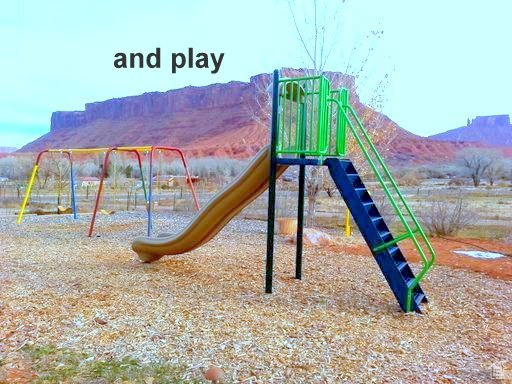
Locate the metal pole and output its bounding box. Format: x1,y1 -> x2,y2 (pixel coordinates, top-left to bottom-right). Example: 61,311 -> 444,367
17,165 -> 39,224
88,149 -> 111,237
295,100 -> 307,279
345,208 -> 351,236
296,164 -> 305,279
69,154 -> 78,220
265,69 -> 280,293
147,147 -> 154,236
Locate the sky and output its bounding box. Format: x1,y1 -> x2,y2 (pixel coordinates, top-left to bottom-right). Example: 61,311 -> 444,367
0,0 -> 511,148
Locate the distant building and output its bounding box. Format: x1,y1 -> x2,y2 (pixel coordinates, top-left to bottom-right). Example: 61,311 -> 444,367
80,176 -> 100,187
152,175 -> 200,187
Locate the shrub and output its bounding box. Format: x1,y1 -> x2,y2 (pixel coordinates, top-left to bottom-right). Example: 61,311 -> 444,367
397,170 -> 420,186
447,178 -> 465,186
419,195 -> 471,236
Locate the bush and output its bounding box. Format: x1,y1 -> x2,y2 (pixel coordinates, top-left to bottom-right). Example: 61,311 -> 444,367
396,170 -> 420,186
419,195 -> 471,236
447,178 -> 465,186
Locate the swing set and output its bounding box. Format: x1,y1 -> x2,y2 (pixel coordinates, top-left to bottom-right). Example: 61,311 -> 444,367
17,145 -> 200,237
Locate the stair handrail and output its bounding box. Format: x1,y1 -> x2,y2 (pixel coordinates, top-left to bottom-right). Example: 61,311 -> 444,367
328,98 -> 436,311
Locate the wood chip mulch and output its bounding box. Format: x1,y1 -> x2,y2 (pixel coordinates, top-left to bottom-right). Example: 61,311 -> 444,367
1,213 -> 511,383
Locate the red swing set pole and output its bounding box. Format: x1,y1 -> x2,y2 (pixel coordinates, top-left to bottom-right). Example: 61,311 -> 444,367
88,148 -> 113,237
88,145 -> 199,237
88,147 -> 147,237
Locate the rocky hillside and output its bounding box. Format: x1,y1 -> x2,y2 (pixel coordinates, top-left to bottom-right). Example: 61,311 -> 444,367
429,115 -> 512,147
19,69 -> 484,163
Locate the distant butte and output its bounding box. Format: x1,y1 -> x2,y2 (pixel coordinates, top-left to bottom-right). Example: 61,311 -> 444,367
19,69 -> 504,163
429,115 -> 512,147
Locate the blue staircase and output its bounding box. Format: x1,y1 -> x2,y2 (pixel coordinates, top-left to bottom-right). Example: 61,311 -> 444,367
325,158 -> 428,312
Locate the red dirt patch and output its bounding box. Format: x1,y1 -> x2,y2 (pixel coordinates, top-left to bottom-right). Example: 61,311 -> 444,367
333,237 -> 512,281
0,363 -> 36,384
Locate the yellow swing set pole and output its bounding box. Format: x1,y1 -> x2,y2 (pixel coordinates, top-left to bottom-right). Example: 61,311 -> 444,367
17,164 -> 39,224
344,207 -> 352,237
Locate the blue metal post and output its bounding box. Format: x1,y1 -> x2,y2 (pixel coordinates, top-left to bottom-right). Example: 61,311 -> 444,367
147,148 -> 154,236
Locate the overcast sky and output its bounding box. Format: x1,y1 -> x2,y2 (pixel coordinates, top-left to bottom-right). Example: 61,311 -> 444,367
1,0 -> 510,148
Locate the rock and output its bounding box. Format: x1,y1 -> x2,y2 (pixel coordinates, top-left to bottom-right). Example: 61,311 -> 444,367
204,365 -> 224,382
277,217 -> 297,235
288,228 -> 340,247
94,316 -> 108,325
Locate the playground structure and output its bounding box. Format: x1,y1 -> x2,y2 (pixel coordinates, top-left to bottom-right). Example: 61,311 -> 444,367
17,145 -> 200,237
132,70 -> 436,313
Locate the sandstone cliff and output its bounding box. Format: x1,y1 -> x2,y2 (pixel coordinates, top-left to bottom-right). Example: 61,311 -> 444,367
19,69 -> 485,162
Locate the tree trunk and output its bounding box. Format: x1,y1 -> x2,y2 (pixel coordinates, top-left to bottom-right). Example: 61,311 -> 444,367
306,195 -> 316,227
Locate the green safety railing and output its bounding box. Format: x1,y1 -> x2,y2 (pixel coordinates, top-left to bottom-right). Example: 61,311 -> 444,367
277,75 -> 343,157
275,74 -> 435,311
327,96 -> 436,312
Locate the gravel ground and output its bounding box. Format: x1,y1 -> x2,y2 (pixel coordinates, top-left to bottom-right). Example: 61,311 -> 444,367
1,212 -> 511,383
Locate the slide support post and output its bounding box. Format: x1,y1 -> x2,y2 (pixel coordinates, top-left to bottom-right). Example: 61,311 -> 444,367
295,98 -> 307,279
295,164 -> 305,279
265,69 -> 279,293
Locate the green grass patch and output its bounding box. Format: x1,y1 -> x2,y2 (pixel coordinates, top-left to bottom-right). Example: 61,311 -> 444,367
21,344 -> 201,384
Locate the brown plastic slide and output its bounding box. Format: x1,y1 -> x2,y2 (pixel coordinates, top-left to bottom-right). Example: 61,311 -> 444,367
132,145 -> 288,262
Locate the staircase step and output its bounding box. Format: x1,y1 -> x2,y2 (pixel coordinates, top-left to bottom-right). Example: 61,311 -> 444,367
371,216 -> 387,231
414,292 -> 426,304
388,245 -> 400,256
396,261 -> 408,271
347,174 -> 363,187
378,230 -> 392,241
406,278 -> 423,291
354,188 -> 372,202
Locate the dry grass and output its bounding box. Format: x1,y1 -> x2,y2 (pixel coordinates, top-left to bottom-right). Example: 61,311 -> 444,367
0,213 -> 511,383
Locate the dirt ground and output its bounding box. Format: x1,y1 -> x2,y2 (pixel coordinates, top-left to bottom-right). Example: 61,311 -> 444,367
1,213 -> 511,383
339,236 -> 512,281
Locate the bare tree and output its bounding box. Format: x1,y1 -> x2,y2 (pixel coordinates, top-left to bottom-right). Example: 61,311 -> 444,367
456,148 -> 501,187
0,155 -> 34,181
45,155 -> 70,205
484,157 -> 505,187
286,0 -> 395,226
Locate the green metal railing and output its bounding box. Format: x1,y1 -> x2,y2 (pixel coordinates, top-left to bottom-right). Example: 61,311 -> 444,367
276,76 -> 343,157
275,74 -> 435,311
328,97 -> 436,311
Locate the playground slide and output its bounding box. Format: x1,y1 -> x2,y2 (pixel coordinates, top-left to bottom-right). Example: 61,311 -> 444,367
132,145 -> 288,262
